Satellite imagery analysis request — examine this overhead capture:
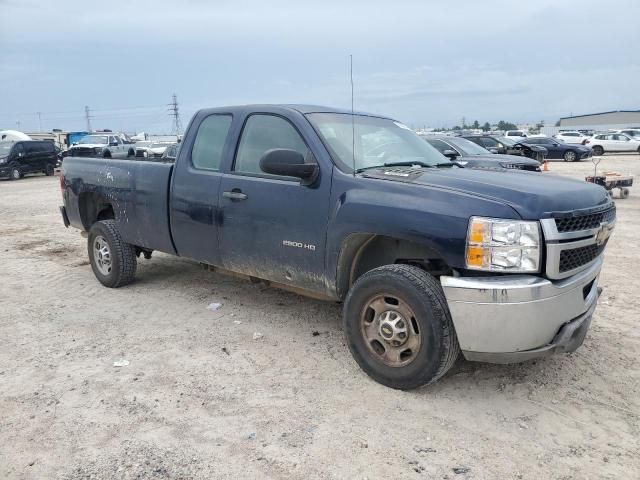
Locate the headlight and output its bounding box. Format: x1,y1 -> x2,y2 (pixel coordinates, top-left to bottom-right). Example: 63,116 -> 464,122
94,147 -> 103,154
0,158 -> 7,164
466,217 -> 541,272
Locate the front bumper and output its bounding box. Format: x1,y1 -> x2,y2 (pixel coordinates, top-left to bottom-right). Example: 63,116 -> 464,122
440,258 -> 602,363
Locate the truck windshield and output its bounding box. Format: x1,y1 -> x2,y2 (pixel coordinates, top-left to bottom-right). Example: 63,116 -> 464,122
0,142 -> 12,155
78,135 -> 108,145
307,113 -> 445,172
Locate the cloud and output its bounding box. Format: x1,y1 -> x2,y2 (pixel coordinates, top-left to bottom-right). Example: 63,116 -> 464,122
1,0 -> 638,131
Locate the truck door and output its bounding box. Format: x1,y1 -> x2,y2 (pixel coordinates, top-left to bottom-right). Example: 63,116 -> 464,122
169,114 -> 233,265
218,113 -> 331,293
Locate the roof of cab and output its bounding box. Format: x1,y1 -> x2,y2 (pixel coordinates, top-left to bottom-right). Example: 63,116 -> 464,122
197,104 -> 392,119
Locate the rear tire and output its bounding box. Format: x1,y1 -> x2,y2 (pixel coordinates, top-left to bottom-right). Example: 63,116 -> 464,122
127,149 -> 135,158
593,146 -> 604,156
620,188 -> 630,199
45,164 -> 55,176
88,220 -> 137,288
343,264 -> 460,390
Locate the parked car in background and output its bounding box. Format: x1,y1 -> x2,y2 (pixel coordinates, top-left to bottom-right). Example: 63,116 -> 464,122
615,129 -> 640,141
463,135 -> 548,160
504,130 -> 527,139
135,142 -> 171,158
134,141 -> 153,157
585,133 -> 640,155
424,136 -> 541,172
0,140 -> 58,179
520,137 -> 593,162
554,131 -> 590,144
160,143 -> 179,162
68,134 -> 135,158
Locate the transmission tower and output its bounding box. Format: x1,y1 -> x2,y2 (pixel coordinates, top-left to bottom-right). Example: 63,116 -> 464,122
168,94 -> 183,137
85,106 -> 94,131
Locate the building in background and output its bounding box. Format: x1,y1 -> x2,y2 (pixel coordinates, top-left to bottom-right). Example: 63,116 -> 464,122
542,110 -> 640,136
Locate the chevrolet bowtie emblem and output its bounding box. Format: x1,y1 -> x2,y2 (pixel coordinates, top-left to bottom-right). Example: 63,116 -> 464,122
595,223 -> 611,246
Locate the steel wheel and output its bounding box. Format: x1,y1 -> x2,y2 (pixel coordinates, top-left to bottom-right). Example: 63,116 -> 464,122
360,294 -> 421,367
93,235 -> 112,276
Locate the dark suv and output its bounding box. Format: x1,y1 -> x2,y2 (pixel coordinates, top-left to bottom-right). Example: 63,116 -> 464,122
0,141 -> 58,180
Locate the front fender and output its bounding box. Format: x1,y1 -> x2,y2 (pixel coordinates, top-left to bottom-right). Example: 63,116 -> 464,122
325,172 -> 519,298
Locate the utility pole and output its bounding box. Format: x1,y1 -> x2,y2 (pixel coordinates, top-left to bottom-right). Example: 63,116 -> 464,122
168,93 -> 183,138
16,120 -> 21,130
37,112 -> 42,132
85,105 -> 93,131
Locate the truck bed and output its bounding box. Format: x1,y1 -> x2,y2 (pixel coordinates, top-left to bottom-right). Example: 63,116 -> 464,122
62,157 -> 176,255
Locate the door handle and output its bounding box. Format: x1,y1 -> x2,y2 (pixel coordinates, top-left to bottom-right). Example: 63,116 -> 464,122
223,190 -> 248,201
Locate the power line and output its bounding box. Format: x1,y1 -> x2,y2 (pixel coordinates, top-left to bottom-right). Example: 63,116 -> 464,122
85,105 -> 94,131
167,93 -> 183,137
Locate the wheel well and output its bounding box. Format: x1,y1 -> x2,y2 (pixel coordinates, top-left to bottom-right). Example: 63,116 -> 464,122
103,150 -> 112,158
336,234 -> 451,300
79,192 -> 114,230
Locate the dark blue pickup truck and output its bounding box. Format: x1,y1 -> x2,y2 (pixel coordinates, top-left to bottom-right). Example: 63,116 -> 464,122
60,105 -> 616,389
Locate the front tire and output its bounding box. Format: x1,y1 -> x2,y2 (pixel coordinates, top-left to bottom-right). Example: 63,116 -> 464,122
88,220 -> 137,288
343,264 -> 460,390
563,150 -> 577,162
10,166 -> 22,180
593,146 -> 604,156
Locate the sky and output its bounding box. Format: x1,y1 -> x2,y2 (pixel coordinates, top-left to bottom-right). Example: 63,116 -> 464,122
1,0 -> 639,133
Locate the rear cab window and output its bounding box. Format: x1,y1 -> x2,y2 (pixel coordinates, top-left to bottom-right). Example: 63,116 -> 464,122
191,115 -> 233,171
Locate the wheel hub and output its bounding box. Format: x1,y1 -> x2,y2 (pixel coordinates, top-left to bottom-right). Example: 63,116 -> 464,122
94,235 -> 112,275
378,310 -> 409,346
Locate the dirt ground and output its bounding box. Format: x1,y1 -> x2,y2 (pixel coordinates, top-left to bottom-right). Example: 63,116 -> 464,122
1,154 -> 638,480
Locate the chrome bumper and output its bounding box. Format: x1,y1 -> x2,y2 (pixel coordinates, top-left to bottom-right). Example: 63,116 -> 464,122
440,257 -> 602,363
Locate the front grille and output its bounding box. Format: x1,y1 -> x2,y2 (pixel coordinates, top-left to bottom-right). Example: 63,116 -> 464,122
71,147 -> 95,157
559,242 -> 606,273
555,206 -> 616,232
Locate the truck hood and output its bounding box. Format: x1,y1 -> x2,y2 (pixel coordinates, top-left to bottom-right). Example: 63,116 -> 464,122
72,144 -> 105,149
362,167 -> 611,219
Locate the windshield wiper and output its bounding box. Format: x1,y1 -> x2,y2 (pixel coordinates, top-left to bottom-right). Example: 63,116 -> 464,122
355,160 -> 439,173
434,162 -> 458,168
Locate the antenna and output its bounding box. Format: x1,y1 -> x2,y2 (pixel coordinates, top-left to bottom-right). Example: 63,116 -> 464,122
350,54 -> 356,176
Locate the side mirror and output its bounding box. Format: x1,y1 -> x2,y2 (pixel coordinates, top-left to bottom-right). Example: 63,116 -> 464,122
259,149 -> 319,185
442,149 -> 459,159
488,148 -> 499,154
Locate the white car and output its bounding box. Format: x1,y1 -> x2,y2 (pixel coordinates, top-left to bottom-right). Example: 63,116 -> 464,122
136,142 -> 171,158
554,131 -> 589,144
585,133 -> 640,155
504,130 -> 527,139
615,129 -> 640,141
